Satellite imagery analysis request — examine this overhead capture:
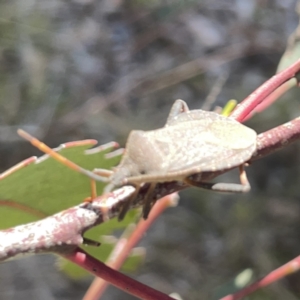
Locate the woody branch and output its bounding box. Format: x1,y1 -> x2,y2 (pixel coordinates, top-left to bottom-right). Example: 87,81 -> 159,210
1,116 -> 300,263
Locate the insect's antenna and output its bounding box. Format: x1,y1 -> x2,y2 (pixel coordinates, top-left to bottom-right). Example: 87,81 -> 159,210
17,129 -> 109,182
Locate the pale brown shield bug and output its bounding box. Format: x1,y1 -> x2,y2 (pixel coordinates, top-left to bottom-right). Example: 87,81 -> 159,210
100,99 -> 257,219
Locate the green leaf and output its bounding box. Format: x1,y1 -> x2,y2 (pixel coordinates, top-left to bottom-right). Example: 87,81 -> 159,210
0,140 -> 118,224
0,139 -> 141,277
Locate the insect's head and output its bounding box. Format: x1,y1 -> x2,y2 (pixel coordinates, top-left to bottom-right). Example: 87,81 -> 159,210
109,130 -> 154,187
110,159 -> 140,187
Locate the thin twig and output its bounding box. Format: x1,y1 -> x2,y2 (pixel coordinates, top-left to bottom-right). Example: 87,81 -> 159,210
242,79 -> 296,121
63,247 -> 174,300
230,59 -> 300,122
220,255 -> 300,300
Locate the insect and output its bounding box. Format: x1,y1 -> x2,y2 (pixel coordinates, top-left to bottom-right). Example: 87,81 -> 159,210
95,99 -> 257,219
18,99 -> 257,220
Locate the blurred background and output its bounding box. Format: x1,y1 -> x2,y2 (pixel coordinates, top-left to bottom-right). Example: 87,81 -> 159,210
1,0 -> 300,299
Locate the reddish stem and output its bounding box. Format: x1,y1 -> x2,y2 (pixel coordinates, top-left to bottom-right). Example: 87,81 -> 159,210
253,116 -> 300,160
230,59 -> 300,122
220,256 -> 300,300
242,79 -> 296,121
63,247 -> 174,300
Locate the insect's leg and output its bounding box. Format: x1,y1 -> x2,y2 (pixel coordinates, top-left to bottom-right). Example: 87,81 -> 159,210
82,237 -> 101,247
238,164 -> 250,191
118,185 -> 140,221
165,99 -> 190,125
86,143 -> 120,201
142,182 -> 157,219
18,129 -> 109,182
184,165 -> 250,193
83,170 -> 113,221
83,168 -> 114,201
88,165 -> 116,201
